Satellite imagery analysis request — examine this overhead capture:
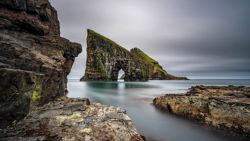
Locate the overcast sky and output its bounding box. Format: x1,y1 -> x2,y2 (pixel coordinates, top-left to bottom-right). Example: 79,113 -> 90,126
50,0 -> 250,79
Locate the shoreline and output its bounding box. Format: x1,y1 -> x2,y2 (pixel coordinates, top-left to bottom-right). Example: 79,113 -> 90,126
153,85 -> 250,137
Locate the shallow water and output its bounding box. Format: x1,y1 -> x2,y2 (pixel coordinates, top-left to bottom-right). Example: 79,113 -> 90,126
67,79 -> 250,141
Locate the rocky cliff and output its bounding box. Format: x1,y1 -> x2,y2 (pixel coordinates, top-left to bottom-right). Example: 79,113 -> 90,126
0,1 -> 145,140
82,29 -> 149,81
0,0 -> 82,127
130,48 -> 188,80
153,86 -> 250,136
82,29 -> 186,81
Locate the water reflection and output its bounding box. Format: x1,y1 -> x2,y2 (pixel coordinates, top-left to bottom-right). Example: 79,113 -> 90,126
86,81 -> 158,89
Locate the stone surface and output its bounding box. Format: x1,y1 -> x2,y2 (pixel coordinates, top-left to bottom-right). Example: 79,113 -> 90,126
82,29 -> 186,81
0,97 -> 144,141
0,0 -> 82,127
153,86 -> 250,136
0,68 -> 43,128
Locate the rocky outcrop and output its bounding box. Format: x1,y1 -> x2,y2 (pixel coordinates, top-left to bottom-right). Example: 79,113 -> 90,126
82,29 -> 149,81
0,97 -> 144,141
0,1 -> 145,140
153,86 -> 250,136
0,0 -> 82,127
130,48 -> 188,80
82,29 -> 186,81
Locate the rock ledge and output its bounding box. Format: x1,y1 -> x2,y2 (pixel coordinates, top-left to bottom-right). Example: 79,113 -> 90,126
153,85 -> 250,136
0,97 -> 144,141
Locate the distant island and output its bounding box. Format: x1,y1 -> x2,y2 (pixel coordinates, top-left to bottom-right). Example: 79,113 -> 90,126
82,29 -> 188,81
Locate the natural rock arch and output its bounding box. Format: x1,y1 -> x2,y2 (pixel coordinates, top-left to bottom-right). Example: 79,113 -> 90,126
81,29 -> 187,81
82,29 -> 149,81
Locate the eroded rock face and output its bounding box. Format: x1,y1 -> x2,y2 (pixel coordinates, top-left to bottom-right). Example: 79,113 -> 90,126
83,29 -> 149,81
0,0 -> 82,127
0,97 -> 144,141
153,86 -> 250,136
82,29 -> 186,81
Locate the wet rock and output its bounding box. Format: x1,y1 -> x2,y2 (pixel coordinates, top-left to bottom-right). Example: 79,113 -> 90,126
0,97 -> 144,141
0,0 -> 82,127
153,86 -> 250,136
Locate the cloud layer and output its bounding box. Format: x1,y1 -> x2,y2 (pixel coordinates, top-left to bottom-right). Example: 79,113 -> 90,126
50,0 -> 250,79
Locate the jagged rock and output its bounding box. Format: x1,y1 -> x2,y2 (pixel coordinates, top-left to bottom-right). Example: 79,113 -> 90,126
82,29 -> 186,81
82,29 -> 149,81
0,0 -> 82,127
0,97 -> 144,141
153,86 -> 250,136
130,48 -> 188,80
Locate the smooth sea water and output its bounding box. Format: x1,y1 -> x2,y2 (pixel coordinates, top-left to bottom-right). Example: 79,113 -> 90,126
67,79 -> 250,141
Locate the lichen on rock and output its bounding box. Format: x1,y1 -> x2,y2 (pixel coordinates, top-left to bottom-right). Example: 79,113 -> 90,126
0,97 -> 145,141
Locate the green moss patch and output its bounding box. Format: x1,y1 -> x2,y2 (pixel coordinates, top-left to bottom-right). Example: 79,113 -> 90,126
131,48 -> 158,64
87,29 -> 130,53
32,84 -> 42,102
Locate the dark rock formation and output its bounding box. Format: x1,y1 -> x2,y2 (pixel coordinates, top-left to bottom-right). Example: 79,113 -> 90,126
0,0 -> 82,127
130,48 -> 188,80
153,86 -> 250,136
82,29 -> 186,81
0,97 -> 144,141
0,1 -> 145,140
82,29 -> 149,81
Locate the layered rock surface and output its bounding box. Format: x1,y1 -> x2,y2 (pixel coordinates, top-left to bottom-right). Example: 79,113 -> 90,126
0,0 -> 82,127
0,97 -> 144,141
153,86 -> 250,136
82,29 -> 186,81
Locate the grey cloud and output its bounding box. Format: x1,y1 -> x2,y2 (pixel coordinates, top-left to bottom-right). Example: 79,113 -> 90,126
50,0 -> 250,79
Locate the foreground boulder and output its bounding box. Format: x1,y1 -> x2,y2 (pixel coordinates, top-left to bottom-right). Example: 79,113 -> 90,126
0,97 -> 144,141
82,29 -> 186,81
0,0 -> 81,127
153,86 -> 250,136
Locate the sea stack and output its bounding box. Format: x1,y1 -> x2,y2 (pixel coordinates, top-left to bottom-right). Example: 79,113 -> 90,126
82,29 -> 187,81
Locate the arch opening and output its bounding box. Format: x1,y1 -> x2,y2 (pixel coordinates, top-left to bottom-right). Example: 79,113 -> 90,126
118,69 -> 125,81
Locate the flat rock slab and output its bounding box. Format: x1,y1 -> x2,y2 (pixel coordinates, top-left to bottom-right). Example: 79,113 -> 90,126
153,85 -> 250,137
0,97 -> 144,141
